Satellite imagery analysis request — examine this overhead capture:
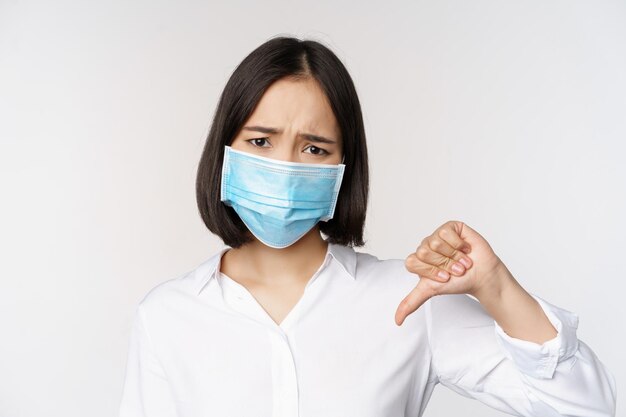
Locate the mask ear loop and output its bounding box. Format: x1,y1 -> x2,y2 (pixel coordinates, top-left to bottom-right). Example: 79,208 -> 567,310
341,154 -> 345,164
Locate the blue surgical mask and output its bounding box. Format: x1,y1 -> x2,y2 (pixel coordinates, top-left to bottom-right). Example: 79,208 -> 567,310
220,145 -> 346,248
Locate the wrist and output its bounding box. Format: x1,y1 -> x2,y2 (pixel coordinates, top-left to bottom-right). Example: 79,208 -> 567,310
471,260 -> 516,304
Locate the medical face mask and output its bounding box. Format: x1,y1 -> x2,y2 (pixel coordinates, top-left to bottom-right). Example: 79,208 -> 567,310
220,145 -> 346,249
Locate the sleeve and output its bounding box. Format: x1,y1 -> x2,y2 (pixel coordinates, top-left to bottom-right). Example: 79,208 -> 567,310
424,292 -> 617,417
118,305 -> 179,417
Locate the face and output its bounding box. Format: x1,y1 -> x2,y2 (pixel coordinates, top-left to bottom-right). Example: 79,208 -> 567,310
230,77 -> 343,165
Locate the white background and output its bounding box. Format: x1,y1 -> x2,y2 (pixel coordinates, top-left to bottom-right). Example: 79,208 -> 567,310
1,0 -> 624,416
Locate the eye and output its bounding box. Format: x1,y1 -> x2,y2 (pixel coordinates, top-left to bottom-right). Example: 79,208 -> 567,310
303,145 -> 329,156
246,138 -> 271,148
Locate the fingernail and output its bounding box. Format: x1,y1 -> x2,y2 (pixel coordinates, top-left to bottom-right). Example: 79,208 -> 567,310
452,263 -> 464,274
438,271 -> 450,280
459,257 -> 471,268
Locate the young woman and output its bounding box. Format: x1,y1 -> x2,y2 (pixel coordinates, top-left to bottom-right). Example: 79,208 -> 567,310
119,36 -> 616,417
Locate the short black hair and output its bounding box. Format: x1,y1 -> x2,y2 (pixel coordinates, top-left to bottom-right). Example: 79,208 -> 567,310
195,35 -> 369,248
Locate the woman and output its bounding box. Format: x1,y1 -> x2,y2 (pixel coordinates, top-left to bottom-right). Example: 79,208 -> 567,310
119,36 -> 616,417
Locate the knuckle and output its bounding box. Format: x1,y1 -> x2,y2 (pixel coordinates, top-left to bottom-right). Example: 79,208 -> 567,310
438,227 -> 450,239
429,238 -> 442,251
404,254 -> 416,269
415,246 -> 429,259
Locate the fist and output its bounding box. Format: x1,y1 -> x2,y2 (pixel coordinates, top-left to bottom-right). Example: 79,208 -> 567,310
395,220 -> 504,326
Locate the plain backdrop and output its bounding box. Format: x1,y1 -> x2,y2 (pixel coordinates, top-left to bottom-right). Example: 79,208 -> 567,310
1,0 -> 624,416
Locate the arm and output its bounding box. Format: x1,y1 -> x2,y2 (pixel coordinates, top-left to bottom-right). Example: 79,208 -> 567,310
425,290 -> 616,416
473,261 -> 559,345
118,305 -> 179,417
398,220 -> 617,416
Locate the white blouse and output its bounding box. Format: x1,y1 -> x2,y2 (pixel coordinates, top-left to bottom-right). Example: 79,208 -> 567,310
118,241 -> 616,417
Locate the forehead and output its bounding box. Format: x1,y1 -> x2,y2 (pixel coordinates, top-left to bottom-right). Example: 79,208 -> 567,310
245,77 -> 340,140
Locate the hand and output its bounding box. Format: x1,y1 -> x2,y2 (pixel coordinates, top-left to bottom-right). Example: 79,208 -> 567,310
395,220 -> 505,326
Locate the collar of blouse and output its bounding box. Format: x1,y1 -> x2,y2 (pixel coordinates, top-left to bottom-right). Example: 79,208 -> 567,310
194,241 -> 357,295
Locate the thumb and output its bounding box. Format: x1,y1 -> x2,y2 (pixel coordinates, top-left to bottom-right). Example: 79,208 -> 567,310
395,278 -> 434,326
456,221 -> 484,245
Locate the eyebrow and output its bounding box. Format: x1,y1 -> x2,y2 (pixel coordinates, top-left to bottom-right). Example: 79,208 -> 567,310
241,125 -> 337,144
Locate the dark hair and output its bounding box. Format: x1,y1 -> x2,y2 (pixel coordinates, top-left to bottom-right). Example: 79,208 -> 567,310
195,35 -> 369,248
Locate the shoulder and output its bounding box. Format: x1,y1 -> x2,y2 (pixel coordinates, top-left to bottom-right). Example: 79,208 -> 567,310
135,269 -> 194,316
134,251 -> 222,316
350,249 -> 430,335
354,249 -> 418,280
354,250 -> 490,317
353,249 -> 421,294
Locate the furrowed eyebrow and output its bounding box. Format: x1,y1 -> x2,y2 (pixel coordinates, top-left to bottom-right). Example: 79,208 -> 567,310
242,125 -> 337,144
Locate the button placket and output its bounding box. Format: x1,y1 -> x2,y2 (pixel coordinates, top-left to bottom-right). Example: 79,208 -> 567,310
225,281 -> 301,417
217,261 -> 333,417
269,329 -> 299,417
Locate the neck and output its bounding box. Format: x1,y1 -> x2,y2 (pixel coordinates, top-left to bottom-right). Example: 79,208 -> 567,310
223,226 -> 329,287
